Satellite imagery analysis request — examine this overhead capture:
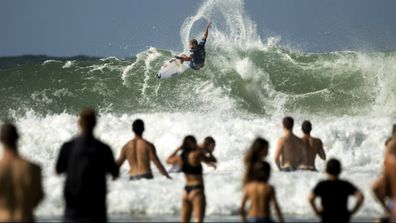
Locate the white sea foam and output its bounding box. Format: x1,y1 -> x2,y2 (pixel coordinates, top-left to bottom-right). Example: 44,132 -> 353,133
8,111 -> 392,218
62,61 -> 75,69
42,60 -> 62,66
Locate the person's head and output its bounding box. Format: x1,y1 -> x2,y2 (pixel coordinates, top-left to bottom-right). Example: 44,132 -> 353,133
251,161 -> 271,183
302,120 -> 312,135
282,116 -> 294,131
244,137 -> 269,165
132,119 -> 145,136
326,158 -> 342,177
203,136 -> 216,153
0,123 -> 19,151
182,135 -> 198,151
78,108 -> 96,135
243,138 -> 269,185
189,39 -> 198,49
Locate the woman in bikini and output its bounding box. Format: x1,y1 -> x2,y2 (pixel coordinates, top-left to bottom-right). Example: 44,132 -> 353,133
167,135 -> 216,223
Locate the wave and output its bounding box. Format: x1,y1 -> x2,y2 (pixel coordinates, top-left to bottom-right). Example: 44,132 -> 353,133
1,46 -> 396,118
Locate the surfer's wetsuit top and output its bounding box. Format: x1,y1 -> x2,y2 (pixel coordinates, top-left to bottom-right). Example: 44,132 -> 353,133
189,38 -> 206,70
181,148 -> 204,194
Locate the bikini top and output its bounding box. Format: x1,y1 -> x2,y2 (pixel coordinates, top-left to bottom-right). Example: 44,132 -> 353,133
181,148 -> 203,175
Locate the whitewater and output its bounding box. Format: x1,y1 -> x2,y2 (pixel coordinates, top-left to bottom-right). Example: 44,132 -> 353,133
1,0 -> 396,220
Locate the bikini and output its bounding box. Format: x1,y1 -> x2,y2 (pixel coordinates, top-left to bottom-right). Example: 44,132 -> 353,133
181,149 -> 204,194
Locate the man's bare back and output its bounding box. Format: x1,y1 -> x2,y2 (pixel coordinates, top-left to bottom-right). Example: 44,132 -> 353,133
0,123 -> 43,222
275,133 -> 305,171
119,138 -> 154,177
300,136 -> 326,171
0,157 -> 43,221
117,119 -> 170,180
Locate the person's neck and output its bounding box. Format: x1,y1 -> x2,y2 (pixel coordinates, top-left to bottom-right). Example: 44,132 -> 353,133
303,133 -> 311,139
135,134 -> 143,139
1,147 -> 18,161
327,174 -> 338,181
81,131 -> 94,138
284,130 -> 293,136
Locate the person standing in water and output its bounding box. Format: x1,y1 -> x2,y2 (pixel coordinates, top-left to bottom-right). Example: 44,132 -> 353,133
309,158 -> 364,223
299,121 -> 326,171
0,123 -> 44,222
116,119 -> 171,180
243,137 -> 270,186
274,117 -> 306,171
169,136 -> 217,173
167,135 -> 216,223
55,108 -> 119,222
241,161 -> 284,223
175,22 -> 211,70
372,136 -> 396,222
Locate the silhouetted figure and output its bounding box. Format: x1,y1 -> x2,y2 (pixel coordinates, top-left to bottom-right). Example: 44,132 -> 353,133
243,137 -> 269,186
56,108 -> 119,222
299,121 -> 326,171
116,119 -> 171,180
241,161 -> 283,223
309,158 -> 364,223
274,117 -> 306,171
167,136 -> 216,223
0,123 -> 44,221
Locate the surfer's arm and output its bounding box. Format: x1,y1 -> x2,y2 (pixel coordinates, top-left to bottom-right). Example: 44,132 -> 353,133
175,55 -> 192,62
203,22 -> 211,40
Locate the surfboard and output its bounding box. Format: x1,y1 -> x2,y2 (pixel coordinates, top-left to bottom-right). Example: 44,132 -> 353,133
156,57 -> 185,79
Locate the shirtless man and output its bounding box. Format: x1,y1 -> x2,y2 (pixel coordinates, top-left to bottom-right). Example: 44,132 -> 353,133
117,119 -> 171,180
241,161 -> 284,223
299,121 -> 326,171
274,117 -> 306,171
373,137 -> 396,220
0,123 -> 44,222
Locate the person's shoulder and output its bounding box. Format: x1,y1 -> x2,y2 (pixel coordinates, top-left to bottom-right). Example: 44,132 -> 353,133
61,137 -> 77,148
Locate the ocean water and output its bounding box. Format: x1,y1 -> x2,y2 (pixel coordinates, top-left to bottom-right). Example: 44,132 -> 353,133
1,0 -> 396,221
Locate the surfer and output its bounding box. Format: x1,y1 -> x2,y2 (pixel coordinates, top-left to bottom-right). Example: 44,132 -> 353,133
174,22 -> 211,70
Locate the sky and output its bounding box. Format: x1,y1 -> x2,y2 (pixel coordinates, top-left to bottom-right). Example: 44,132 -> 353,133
1,0 -> 396,57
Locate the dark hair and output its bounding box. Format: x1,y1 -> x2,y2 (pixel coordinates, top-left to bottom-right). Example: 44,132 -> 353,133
392,124 -> 396,136
181,135 -> 198,154
283,116 -> 294,130
243,138 -> 269,185
326,158 -> 341,176
251,161 -> 271,182
79,108 -> 96,133
302,120 -> 312,134
203,136 -> 215,146
189,39 -> 198,46
132,119 -> 145,135
387,138 -> 396,156
0,123 -> 19,150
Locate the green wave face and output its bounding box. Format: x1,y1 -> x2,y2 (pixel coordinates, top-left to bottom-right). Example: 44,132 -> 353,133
1,47 -> 396,118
